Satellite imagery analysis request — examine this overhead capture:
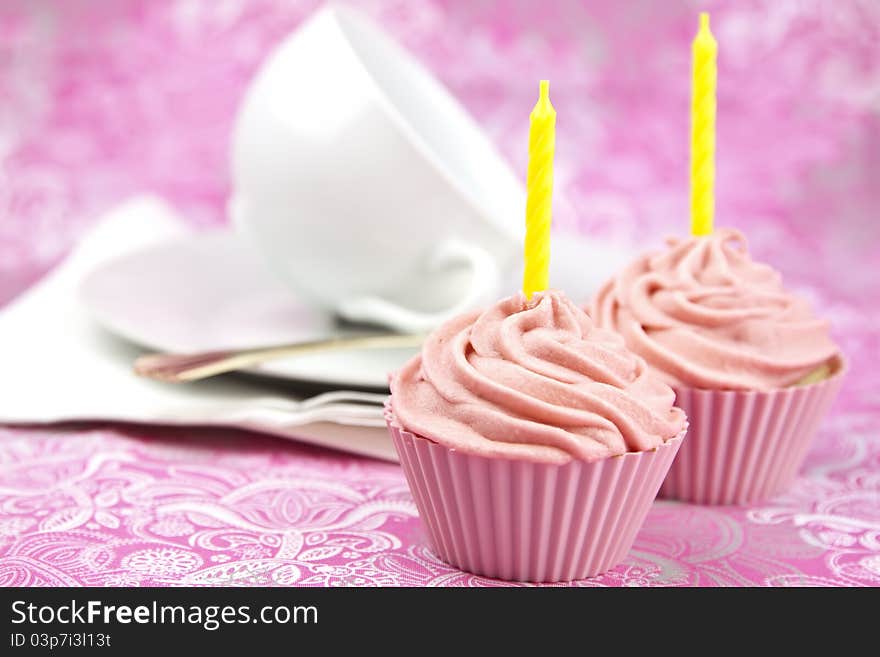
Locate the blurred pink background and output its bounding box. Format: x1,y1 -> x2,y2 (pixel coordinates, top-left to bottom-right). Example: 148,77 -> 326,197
2,0 -> 878,303
0,1 -> 878,586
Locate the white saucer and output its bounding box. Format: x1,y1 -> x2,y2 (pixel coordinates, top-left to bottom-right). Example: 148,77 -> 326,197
78,227 -> 630,390
78,231 -> 417,389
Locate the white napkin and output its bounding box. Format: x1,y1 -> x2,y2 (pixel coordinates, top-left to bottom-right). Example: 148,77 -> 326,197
0,196 -> 397,462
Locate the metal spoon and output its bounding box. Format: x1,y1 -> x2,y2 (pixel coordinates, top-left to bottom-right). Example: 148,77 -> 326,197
134,333 -> 424,383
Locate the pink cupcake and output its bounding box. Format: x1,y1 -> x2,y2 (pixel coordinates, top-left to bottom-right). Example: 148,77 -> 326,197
387,289 -> 687,582
591,228 -> 845,505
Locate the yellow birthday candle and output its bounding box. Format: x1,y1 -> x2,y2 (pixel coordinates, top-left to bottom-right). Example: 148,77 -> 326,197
690,12 -> 718,236
523,80 -> 556,299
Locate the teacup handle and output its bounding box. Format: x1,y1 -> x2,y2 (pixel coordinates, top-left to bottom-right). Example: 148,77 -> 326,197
337,239 -> 499,333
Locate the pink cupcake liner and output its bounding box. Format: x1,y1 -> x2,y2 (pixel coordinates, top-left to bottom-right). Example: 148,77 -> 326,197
386,403 -> 685,583
659,358 -> 846,505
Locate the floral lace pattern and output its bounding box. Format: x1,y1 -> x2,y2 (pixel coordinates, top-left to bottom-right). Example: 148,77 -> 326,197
0,1 -> 878,585
0,413 -> 876,587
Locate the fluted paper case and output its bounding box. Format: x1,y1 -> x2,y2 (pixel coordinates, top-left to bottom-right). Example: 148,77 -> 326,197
386,402 -> 685,583
659,357 -> 846,505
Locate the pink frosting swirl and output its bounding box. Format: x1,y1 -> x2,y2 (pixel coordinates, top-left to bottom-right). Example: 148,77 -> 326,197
591,228 -> 840,391
390,290 -> 686,464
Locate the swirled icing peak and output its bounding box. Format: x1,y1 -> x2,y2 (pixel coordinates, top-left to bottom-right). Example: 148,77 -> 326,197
390,290 -> 686,464
591,228 -> 840,391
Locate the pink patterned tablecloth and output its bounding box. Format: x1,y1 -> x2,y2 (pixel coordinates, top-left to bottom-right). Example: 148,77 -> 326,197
1,1 -> 878,586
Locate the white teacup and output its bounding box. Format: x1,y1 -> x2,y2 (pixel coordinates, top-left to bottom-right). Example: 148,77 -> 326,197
230,6 -> 524,333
